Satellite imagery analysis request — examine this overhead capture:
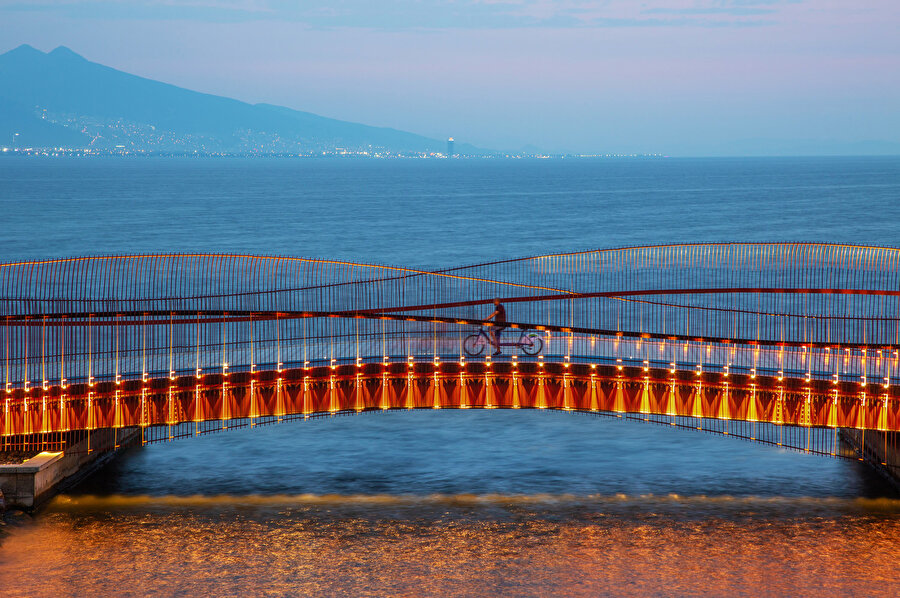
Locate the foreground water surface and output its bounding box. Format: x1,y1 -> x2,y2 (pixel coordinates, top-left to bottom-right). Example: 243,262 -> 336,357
2,412 -> 900,597
1,156 -> 900,596
3,491 -> 899,596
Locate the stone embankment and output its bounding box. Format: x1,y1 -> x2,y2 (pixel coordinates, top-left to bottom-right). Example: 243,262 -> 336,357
0,428 -> 140,511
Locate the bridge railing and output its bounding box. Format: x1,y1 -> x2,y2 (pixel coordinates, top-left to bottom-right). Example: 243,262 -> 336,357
1,318 -> 894,391
2,244 -> 899,392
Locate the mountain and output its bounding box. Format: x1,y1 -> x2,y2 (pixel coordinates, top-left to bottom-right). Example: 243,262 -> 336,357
0,44 -> 477,154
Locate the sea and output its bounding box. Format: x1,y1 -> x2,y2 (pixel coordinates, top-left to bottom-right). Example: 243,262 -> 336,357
1,156 -> 899,596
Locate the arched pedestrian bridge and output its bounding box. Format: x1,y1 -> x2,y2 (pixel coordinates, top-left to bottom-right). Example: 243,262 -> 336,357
2,243 -> 899,479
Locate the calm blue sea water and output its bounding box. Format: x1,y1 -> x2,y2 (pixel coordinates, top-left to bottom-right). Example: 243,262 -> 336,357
2,156 -> 899,266
2,156 -> 900,596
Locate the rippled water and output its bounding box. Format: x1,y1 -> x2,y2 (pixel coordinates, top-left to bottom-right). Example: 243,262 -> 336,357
3,491 -> 899,597
2,156 -> 900,596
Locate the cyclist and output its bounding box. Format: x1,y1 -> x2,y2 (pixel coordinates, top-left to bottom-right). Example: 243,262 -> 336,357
485,298 -> 507,355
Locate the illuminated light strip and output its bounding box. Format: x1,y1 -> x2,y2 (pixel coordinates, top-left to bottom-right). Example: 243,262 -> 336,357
8,367 -> 900,440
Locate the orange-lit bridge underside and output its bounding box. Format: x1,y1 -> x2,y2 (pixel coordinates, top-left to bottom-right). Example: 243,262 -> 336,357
4,361 -> 898,459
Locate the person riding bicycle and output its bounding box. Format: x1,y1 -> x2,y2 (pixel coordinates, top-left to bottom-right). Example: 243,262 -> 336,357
485,298 -> 507,355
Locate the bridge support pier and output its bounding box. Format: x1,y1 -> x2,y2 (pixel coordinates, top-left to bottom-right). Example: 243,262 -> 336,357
0,428 -> 140,511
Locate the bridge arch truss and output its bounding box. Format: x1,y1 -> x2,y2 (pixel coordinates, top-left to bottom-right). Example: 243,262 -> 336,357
1,243 -> 898,476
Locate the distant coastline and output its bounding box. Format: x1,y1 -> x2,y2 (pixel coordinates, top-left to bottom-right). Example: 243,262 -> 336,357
0,147 -> 668,159
1,45 -> 494,157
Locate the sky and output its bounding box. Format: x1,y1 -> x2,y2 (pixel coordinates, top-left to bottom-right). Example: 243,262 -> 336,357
1,0 -> 898,155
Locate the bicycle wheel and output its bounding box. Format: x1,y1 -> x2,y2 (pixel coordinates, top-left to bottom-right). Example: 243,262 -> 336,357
463,334 -> 486,356
521,334 -> 543,356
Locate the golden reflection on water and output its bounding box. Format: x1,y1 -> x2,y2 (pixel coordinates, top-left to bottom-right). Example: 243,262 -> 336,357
2,494 -> 899,597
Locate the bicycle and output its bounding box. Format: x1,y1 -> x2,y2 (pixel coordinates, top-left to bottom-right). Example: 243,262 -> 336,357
463,327 -> 543,356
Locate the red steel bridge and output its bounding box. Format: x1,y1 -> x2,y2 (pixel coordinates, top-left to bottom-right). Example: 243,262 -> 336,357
2,243 -> 899,479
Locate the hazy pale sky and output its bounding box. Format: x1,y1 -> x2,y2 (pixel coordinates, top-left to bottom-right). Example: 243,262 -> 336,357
1,1 -> 898,154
